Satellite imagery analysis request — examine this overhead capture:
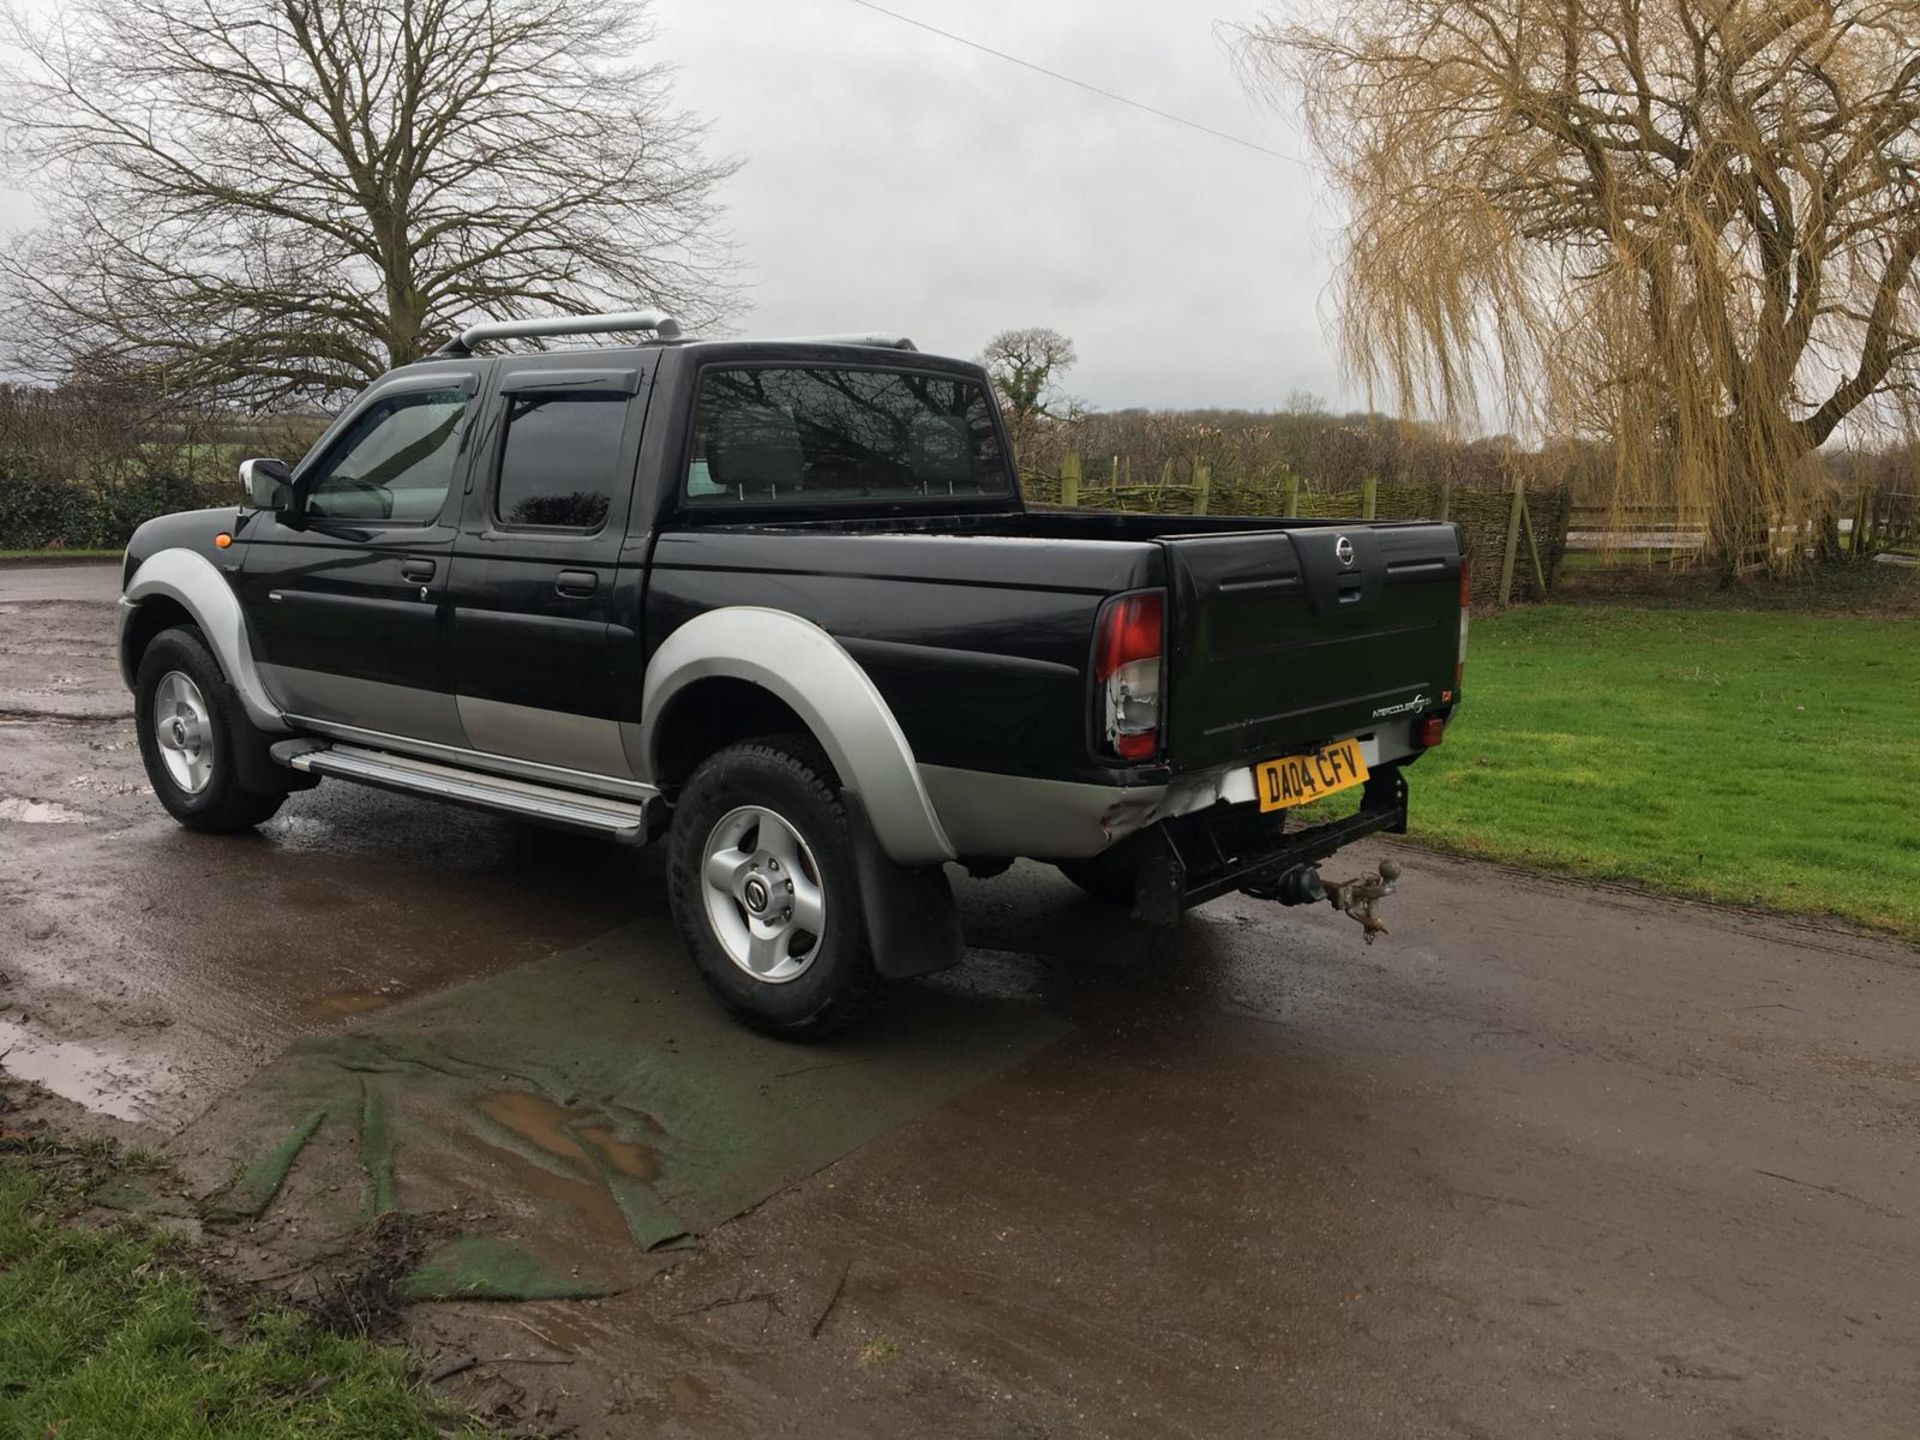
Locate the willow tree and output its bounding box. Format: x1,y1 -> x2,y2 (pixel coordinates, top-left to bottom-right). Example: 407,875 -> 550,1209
0,0 -> 737,406
1239,0 -> 1920,574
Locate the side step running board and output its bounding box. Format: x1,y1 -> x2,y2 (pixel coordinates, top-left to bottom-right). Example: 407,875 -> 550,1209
271,740 -> 658,843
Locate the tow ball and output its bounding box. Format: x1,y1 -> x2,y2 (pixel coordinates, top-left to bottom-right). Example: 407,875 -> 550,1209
1323,858 -> 1401,944
1255,858 -> 1403,944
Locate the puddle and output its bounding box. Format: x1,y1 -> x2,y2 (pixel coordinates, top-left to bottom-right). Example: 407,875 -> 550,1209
0,1018 -> 158,1123
464,1133 -> 638,1247
575,1123 -> 656,1178
480,1090 -> 659,1180
300,987 -> 407,1021
0,796 -> 88,824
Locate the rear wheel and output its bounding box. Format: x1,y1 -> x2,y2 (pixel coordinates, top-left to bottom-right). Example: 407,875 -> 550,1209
134,627 -> 287,833
666,738 -> 878,1039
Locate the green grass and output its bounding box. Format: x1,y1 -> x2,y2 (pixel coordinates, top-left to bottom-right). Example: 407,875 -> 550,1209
0,548 -> 123,562
1557,547 -> 1692,573
1410,601 -> 1920,939
0,1145 -> 482,1439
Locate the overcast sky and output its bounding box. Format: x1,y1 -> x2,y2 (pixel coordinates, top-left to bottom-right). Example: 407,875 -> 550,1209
0,0 -> 1348,414
646,0 -> 1349,413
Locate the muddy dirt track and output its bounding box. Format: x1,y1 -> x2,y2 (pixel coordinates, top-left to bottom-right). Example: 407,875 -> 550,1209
3,562 -> 1917,1438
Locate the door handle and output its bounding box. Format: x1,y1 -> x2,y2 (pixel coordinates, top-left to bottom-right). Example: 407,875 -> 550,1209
555,569 -> 599,598
401,557 -> 437,582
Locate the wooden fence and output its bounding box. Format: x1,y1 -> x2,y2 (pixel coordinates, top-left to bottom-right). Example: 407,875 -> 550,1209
1022,456 -> 1572,608
1566,488 -> 1919,567
1855,488 -> 1917,556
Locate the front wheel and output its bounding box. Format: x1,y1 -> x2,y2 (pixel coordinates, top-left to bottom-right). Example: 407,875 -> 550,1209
666,738 -> 879,1039
134,627 -> 287,833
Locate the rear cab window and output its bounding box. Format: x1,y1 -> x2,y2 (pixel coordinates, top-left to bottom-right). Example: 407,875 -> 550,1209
496,391 -> 630,531
684,366 -> 1010,508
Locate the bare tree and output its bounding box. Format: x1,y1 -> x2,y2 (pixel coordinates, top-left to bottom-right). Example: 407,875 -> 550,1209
983,327 -> 1079,422
1239,0 -> 1920,574
0,0 -> 739,406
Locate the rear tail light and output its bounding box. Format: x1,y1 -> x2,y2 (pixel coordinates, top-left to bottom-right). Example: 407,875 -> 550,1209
1416,713 -> 1447,749
1095,590 -> 1163,761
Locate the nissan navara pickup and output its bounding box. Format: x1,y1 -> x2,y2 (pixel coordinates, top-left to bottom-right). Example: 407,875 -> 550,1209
116,312 -> 1468,1037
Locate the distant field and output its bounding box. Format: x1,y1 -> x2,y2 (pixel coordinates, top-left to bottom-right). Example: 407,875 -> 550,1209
1408,598 -> 1920,939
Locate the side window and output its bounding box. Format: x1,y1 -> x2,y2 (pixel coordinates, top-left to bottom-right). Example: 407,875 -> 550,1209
684,367 -> 1010,506
305,387 -> 468,523
496,391 -> 630,530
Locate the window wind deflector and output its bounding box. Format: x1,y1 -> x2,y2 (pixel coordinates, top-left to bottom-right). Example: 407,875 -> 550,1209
373,369 -> 479,397
499,367 -> 640,395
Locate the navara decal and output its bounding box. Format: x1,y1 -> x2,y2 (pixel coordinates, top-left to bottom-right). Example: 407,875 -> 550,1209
1371,693 -> 1432,719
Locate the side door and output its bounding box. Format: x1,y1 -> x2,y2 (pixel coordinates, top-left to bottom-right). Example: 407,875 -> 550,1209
447,359 -> 649,778
236,367 -> 482,746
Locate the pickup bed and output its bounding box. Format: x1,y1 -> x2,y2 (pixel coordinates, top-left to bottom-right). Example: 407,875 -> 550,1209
116,313 -> 1466,1036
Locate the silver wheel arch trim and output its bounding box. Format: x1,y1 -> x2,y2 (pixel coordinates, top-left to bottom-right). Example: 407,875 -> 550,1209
121,547 -> 289,734
637,606 -> 956,867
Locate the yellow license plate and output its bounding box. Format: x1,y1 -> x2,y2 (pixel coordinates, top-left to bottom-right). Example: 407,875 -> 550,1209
1254,738 -> 1370,813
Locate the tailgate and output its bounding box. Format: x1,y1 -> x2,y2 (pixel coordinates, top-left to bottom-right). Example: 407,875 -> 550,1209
1161,523 -> 1462,771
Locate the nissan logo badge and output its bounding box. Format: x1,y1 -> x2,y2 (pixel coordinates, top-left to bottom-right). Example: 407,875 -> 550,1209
1335,535 -> 1355,568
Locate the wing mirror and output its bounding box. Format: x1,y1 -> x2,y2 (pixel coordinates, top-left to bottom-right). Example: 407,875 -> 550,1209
237,458 -> 293,512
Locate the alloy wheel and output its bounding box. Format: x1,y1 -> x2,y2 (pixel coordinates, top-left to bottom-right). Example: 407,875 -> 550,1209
699,804 -> 828,983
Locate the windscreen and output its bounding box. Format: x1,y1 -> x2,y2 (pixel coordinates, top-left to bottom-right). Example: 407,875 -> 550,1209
684,365 -> 1011,507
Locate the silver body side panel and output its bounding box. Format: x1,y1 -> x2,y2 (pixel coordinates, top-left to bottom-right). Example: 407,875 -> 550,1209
920,719 -> 1423,861
285,716 -> 655,802
638,606 -> 956,867
258,664 -> 466,748
120,549 -> 289,733
920,766 -> 1166,860
456,695 -> 635,779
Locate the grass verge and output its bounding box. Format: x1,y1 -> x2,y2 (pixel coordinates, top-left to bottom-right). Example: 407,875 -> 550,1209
0,1131 -> 483,1439
0,548 -> 123,563
1409,594 -> 1920,940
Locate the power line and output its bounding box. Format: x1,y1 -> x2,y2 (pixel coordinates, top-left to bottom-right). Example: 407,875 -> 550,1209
842,0 -> 1309,168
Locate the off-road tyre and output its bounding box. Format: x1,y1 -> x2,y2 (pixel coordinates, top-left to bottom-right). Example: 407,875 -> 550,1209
667,737 -> 880,1039
134,626 -> 287,833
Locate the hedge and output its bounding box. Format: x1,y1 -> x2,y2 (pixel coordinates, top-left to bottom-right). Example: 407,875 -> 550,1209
0,462 -> 229,551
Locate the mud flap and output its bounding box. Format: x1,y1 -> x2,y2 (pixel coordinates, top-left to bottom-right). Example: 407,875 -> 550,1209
841,790 -> 964,978
228,694 -> 318,794
1134,827 -> 1186,928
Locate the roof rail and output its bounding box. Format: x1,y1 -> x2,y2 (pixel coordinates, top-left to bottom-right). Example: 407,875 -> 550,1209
772,333 -> 918,351
430,309 -> 682,358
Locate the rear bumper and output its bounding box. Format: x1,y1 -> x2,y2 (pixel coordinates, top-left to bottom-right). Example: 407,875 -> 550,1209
918,718 -> 1423,862
1132,766 -> 1409,925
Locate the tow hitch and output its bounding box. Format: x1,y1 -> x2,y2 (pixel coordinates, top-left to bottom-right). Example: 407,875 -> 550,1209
1322,859 -> 1401,943
1244,857 -> 1402,943
1133,767 -> 1411,931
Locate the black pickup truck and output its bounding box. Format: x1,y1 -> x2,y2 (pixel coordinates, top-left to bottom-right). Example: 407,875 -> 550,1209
117,313 -> 1467,1036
